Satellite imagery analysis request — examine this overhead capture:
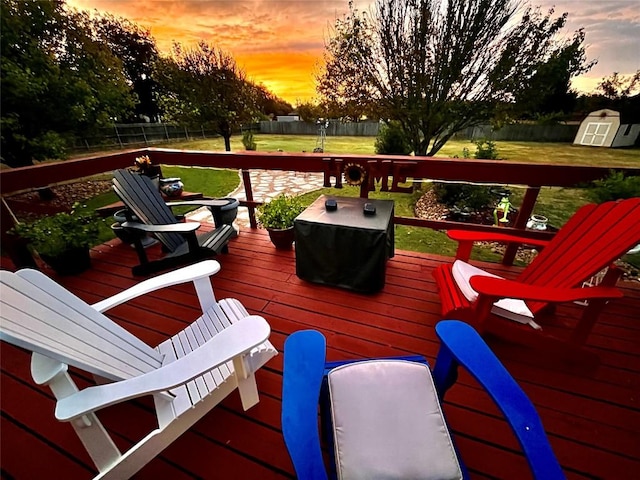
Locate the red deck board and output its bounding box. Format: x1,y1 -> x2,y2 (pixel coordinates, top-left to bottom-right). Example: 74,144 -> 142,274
2,227 -> 639,479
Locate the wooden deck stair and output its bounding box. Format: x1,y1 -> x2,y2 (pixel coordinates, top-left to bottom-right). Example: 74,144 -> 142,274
2,227 -> 639,479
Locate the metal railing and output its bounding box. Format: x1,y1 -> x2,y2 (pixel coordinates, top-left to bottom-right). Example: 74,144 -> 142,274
70,124 -> 220,153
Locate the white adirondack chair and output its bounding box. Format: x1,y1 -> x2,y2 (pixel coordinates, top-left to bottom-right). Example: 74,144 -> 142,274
0,260 -> 277,479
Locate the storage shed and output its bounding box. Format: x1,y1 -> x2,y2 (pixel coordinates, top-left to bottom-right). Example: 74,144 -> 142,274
574,109 -> 640,147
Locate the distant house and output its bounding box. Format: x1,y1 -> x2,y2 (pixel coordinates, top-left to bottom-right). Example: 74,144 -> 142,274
573,109 -> 640,147
275,115 -> 300,122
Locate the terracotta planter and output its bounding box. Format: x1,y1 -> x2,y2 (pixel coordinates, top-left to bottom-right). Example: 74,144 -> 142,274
267,227 -> 295,250
40,247 -> 91,275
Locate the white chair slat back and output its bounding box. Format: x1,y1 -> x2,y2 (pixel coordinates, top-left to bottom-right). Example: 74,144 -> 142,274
219,298 -> 249,323
1,270 -> 163,381
183,323 -> 219,392
202,307 -> 234,379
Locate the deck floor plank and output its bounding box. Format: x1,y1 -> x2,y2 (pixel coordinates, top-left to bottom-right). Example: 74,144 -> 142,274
2,228 -> 639,479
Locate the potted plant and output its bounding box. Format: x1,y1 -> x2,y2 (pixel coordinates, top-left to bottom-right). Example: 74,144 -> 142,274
132,154 -> 162,188
11,203 -> 103,275
257,194 -> 305,249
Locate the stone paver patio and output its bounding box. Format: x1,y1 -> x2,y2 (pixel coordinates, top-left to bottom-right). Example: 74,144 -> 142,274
188,169 -> 325,228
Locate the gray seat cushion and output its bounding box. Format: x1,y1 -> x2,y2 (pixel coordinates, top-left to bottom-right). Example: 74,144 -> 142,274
328,360 -> 463,480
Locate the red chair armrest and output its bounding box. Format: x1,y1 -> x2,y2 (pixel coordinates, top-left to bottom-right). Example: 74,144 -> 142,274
447,231 -> 549,261
469,276 -> 623,303
448,230 -> 550,247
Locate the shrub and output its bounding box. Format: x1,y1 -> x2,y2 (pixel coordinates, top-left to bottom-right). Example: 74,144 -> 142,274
242,129 -> 257,150
432,183 -> 495,210
472,139 -> 500,160
587,171 -> 640,203
374,121 -> 412,155
10,203 -> 103,257
257,194 -> 305,229
435,139 -> 501,210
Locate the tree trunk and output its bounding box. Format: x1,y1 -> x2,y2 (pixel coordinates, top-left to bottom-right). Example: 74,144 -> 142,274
219,120 -> 232,152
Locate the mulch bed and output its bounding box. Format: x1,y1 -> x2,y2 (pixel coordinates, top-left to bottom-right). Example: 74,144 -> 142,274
5,180 -> 112,222
414,189 -> 539,264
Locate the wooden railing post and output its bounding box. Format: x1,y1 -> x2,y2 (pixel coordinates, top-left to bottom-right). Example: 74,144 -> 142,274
242,169 -> 257,229
334,159 -> 343,188
322,157 -> 332,187
503,186 -> 540,265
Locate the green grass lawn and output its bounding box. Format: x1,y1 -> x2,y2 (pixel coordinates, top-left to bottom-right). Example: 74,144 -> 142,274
162,134 -> 639,167
436,140 -> 640,167
165,134 -> 378,155
161,166 -> 240,198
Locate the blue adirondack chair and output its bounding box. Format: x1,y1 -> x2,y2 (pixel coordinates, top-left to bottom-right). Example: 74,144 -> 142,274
281,321 -> 565,480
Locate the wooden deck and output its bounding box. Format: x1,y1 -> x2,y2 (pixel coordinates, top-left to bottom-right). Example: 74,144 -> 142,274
2,227 -> 639,479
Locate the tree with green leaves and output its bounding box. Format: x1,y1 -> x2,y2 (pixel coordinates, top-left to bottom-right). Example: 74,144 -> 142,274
317,1 -> 375,121
1,0 -> 135,167
598,71 -> 640,100
251,83 -> 293,118
319,0 -> 594,156
575,70 -> 640,123
90,13 -> 160,121
294,101 -> 326,122
155,41 -> 256,151
510,28 -> 596,122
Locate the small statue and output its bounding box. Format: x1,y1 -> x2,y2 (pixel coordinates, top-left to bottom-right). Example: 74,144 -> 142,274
493,196 -> 511,226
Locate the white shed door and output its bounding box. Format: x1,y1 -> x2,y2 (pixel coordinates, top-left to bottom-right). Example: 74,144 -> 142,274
581,122 -> 611,146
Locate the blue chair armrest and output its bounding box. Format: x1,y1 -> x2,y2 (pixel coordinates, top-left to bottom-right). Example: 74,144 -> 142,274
434,320 -> 565,480
282,330 -> 329,480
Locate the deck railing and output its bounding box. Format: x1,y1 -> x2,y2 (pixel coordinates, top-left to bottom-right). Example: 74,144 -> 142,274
2,147 -> 638,267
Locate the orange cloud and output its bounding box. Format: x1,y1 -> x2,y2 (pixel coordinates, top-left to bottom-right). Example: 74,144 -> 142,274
67,0 -> 638,101
237,51 -> 323,104
67,0 -> 352,103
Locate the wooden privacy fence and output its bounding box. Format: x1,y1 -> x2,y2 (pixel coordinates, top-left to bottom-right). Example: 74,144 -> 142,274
458,124 -> 580,142
259,121 -> 380,136
260,121 -> 581,142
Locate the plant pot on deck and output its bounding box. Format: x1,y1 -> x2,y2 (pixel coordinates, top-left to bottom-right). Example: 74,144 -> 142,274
210,198 -> 240,236
267,227 -> 295,250
257,194 -> 305,249
40,247 -> 91,275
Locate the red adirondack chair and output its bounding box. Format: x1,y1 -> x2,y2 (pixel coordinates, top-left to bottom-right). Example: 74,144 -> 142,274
432,197 -> 640,355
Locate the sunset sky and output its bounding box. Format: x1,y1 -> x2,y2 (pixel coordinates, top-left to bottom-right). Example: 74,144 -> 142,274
67,0 -> 640,104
